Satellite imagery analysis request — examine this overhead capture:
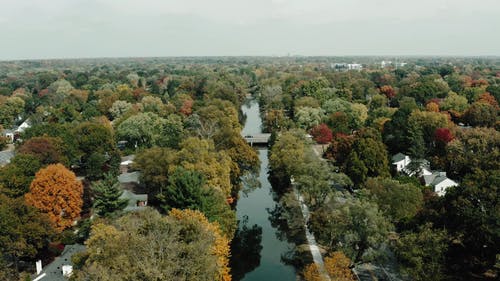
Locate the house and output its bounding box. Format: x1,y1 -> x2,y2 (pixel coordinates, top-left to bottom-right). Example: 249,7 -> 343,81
392,153 -> 432,176
1,119 -> 31,143
32,244 -> 85,281
2,129 -> 15,143
423,171 -> 458,196
119,190 -> 148,211
392,153 -> 411,172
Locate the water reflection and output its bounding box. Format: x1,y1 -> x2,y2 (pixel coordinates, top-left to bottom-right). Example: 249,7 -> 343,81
230,216 -> 263,281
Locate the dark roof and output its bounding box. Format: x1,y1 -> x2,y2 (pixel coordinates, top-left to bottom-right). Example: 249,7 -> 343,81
119,190 -> 148,211
35,244 -> 85,281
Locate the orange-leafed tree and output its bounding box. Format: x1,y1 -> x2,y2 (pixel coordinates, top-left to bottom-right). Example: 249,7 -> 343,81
303,251 -> 355,281
25,164 -> 83,232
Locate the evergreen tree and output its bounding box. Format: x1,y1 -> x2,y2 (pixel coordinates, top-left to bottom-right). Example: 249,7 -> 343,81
91,173 -> 128,216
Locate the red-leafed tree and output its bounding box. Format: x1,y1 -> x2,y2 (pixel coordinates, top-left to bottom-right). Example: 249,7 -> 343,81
434,128 -> 454,150
310,123 -> 333,144
380,85 -> 396,99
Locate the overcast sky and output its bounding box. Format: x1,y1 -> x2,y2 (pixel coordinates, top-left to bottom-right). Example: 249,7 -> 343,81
1,0 -> 499,60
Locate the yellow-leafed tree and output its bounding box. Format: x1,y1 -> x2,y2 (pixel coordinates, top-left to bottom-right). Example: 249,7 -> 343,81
25,163 -> 83,232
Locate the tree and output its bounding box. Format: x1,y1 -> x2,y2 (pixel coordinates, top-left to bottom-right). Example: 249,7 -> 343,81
91,173 -> 128,216
157,167 -> 205,211
310,123 -> 333,144
177,137 -> 232,197
440,91 -> 469,113
0,194 -> 54,273
73,121 -> 120,179
109,100 -> 132,119
17,136 -> 69,166
73,208 -> 231,281
0,154 -> 42,198
445,127 -> 499,179
395,224 -> 448,281
303,251 -> 356,281
269,130 -> 307,187
310,196 -> 394,262
25,164 -> 83,232
344,129 -> 390,185
380,85 -> 396,99
116,112 -> 166,148
364,177 -> 423,223
295,106 -> 325,130
463,101 -> 497,127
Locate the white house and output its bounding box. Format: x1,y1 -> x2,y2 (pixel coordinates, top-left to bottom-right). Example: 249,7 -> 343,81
392,153 -> 411,172
392,153 -> 432,176
347,63 -> 363,71
423,171 -> 458,196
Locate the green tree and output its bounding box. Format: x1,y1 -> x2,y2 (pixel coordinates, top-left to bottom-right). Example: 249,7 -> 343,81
157,167 -> 205,211
364,177 -> 423,223
0,194 -> 54,272
91,173 -> 128,216
311,196 -> 394,262
395,224 -> 448,281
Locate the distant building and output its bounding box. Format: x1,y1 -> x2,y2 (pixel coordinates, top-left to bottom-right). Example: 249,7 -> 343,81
347,63 -> 363,71
423,171 -> 458,196
332,63 -> 362,71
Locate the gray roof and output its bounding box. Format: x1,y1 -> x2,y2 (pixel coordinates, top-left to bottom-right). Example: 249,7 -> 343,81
35,244 -> 85,281
423,171 -> 449,186
118,171 -> 140,184
119,190 -> 147,211
391,152 -> 407,163
0,150 -> 15,166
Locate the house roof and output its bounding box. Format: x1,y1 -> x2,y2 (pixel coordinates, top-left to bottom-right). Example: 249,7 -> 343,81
119,190 -> 147,211
392,152 -> 407,163
423,171 -> 452,186
34,244 -> 85,281
0,150 -> 15,166
118,171 -> 140,183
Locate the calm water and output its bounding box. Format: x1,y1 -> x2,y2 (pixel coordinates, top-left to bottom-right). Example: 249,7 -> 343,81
231,99 -> 296,281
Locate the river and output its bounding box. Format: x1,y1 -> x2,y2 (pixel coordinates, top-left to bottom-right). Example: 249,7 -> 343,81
230,99 -> 296,281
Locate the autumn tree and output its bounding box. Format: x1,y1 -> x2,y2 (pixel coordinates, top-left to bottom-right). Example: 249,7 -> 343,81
91,173 -> 128,216
17,136 -> 69,166
73,208 -> 231,281
303,251 -> 356,281
25,164 -> 83,232
310,123 -> 333,144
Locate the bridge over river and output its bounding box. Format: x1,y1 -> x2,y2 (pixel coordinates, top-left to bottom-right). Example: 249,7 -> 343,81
243,133 -> 271,145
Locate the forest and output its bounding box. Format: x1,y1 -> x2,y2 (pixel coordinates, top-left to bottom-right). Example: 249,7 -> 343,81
0,56 -> 498,281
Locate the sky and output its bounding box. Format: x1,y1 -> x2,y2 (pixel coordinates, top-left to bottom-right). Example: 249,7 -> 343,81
0,0 -> 499,60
